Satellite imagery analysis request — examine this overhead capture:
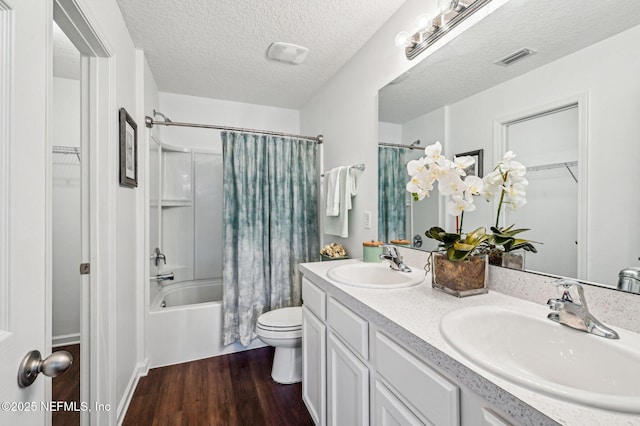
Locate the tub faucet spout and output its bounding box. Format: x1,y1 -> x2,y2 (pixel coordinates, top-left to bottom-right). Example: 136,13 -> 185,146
155,272 -> 174,281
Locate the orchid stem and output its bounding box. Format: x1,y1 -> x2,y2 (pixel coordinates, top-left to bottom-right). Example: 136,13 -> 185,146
495,170 -> 509,228
495,190 -> 505,228
459,212 -> 464,235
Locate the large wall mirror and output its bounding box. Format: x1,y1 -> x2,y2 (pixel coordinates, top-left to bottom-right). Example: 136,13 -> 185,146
378,0 -> 640,292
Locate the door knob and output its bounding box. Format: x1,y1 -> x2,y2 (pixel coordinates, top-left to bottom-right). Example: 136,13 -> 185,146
17,350 -> 73,388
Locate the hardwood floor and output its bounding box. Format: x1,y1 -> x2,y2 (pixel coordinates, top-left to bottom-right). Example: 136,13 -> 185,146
52,343 -> 81,426
124,347 -> 314,426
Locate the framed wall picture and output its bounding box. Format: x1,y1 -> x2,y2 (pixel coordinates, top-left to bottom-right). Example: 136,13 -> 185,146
119,107 -> 138,187
454,149 -> 484,177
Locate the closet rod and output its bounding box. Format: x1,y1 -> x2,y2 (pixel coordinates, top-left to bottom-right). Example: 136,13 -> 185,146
379,142 -> 423,150
145,116 -> 323,143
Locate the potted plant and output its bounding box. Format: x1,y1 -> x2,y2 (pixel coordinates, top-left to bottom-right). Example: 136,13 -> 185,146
481,151 -> 538,269
406,141 -> 489,297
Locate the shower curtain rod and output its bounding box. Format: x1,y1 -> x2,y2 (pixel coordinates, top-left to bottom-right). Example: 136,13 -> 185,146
379,142 -> 423,150
145,116 -> 323,144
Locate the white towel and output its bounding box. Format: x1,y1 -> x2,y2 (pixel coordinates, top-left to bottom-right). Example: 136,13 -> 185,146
325,167 -> 358,238
325,167 -> 343,216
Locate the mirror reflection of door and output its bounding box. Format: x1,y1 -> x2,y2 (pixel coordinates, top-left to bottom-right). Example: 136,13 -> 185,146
504,105 -> 579,278
52,20 -> 82,426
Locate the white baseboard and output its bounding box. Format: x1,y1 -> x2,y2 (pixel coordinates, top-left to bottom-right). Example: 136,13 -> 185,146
116,358 -> 150,426
52,333 -> 81,347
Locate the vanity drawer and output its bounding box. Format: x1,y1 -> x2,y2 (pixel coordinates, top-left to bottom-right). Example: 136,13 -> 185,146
375,332 -> 459,425
327,297 -> 368,360
302,277 -> 326,320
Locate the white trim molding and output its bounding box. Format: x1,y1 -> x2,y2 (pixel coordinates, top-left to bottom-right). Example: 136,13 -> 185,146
0,2 -> 11,332
116,359 -> 149,426
492,92 -> 589,280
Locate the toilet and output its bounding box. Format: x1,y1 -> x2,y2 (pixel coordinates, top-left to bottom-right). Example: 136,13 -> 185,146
256,306 -> 303,384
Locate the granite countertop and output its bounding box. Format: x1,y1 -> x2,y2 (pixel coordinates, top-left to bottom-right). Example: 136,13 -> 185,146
299,259 -> 640,426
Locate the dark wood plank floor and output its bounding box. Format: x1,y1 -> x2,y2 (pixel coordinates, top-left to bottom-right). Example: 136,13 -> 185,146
52,343 -> 81,426
124,347 -> 314,426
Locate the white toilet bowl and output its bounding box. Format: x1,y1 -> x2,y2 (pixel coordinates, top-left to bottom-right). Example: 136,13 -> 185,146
256,306 -> 302,384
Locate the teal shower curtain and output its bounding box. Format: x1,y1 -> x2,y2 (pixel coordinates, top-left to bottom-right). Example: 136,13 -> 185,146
222,131 -> 319,346
378,146 -> 407,242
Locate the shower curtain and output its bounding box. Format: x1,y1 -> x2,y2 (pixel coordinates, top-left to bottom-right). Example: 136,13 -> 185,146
222,131 -> 319,346
378,146 -> 407,242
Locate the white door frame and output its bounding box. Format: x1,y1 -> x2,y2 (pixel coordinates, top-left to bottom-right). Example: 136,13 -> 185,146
52,0 -> 115,424
493,93 -> 589,280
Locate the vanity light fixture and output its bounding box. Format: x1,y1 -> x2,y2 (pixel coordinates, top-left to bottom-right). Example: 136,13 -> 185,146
395,0 -> 492,60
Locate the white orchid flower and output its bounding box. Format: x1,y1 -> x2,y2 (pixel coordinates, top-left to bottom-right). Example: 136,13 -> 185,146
453,155 -> 474,176
501,151 -> 517,168
406,175 -> 434,200
424,141 -> 443,163
463,175 -> 484,196
407,157 -> 428,176
506,196 -> 527,211
446,195 -> 476,216
504,181 -> 527,200
438,174 -> 467,196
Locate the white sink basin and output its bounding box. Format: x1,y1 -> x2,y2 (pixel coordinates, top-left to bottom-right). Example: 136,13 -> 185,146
440,305 -> 640,413
327,262 -> 425,289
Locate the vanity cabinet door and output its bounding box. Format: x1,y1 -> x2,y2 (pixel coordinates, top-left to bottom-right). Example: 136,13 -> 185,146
327,332 -> 369,426
374,380 -> 423,426
302,306 -> 326,426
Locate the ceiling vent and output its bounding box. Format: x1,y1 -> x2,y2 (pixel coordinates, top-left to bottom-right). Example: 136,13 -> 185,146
267,42 -> 309,65
495,48 -> 537,67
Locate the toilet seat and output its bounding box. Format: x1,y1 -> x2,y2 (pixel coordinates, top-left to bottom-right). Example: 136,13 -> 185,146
257,306 -> 302,332
255,306 -> 303,384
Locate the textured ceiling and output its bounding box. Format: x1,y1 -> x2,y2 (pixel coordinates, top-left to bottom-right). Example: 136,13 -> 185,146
116,0 -> 406,108
379,0 -> 640,124
53,21 -> 80,80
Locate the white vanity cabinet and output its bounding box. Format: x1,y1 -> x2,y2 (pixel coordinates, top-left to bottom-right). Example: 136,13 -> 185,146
302,278 -> 327,426
301,273 -> 515,426
327,332 -> 369,425
374,332 -> 460,425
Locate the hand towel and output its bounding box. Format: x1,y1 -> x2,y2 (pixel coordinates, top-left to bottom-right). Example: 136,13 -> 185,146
325,166 -> 343,216
325,167 -> 357,238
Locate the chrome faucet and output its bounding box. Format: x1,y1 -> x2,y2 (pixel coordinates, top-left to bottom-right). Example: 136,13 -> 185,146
546,279 -> 619,339
153,247 -> 166,267
380,245 -> 412,273
155,272 -> 174,281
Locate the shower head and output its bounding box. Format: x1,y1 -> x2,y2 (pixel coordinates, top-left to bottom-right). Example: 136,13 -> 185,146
410,140 -> 421,147
153,109 -> 172,123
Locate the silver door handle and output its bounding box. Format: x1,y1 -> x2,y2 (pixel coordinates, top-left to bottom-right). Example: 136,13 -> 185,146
17,350 -> 73,387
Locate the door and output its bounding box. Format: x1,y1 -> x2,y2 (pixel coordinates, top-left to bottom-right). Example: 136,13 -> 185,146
0,0 -> 52,424
505,105 -> 579,278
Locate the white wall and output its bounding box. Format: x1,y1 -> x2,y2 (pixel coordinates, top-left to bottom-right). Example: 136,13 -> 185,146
79,0 -> 153,420
52,77 -> 81,147
401,108 -> 444,251
300,0 -> 502,257
52,77 -> 81,345
378,121 -> 401,143
445,24 -> 640,285
158,92 -> 300,153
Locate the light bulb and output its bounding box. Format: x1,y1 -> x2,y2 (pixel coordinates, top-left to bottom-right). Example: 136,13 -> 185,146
394,31 -> 411,49
414,13 -> 433,31
438,0 -> 459,14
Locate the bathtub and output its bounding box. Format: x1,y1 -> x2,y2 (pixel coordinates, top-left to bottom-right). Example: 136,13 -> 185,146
153,279 -> 223,309
147,279 -> 265,367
